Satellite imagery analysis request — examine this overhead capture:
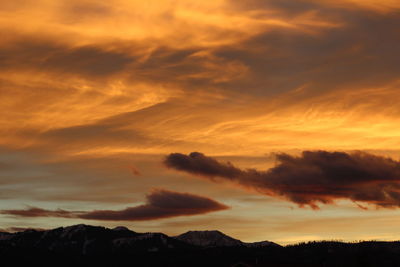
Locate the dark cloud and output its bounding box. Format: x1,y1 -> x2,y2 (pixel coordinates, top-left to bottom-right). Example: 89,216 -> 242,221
0,207 -> 80,218
79,189 -> 229,221
1,189 -> 228,221
164,151 -> 400,209
165,152 -> 243,179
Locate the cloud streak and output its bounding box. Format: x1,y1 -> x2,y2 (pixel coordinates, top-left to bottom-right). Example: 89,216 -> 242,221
0,189 -> 228,221
165,151 -> 400,209
0,207 -> 80,218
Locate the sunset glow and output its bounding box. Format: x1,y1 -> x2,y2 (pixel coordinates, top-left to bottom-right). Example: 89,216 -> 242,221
1,0 -> 400,244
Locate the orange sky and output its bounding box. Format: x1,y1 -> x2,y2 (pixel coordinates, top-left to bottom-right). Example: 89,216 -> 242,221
1,0 -> 400,244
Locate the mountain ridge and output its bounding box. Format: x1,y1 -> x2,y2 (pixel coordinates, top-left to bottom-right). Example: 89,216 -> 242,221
0,224 -> 278,248
2,224 -> 400,266
174,230 -> 280,248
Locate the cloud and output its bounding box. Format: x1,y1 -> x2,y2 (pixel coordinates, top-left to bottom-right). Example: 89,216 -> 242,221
0,36 -> 136,78
214,8 -> 400,97
1,227 -> 47,233
0,189 -> 228,221
0,34 -> 245,87
165,152 -> 243,179
231,0 -> 400,13
0,207 -> 80,218
3,0 -> 400,158
40,123 -> 154,149
165,151 -> 400,209
80,189 -> 229,221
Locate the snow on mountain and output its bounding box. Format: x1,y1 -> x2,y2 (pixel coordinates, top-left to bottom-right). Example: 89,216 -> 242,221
174,230 -> 243,247
0,224 -> 279,253
175,230 -> 280,248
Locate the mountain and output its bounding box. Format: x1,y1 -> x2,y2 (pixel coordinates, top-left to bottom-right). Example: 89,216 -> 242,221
0,225 -> 278,251
0,224 -> 194,255
0,225 -> 283,266
243,240 -> 280,248
0,231 -> 11,241
112,232 -> 193,252
174,230 -> 243,247
3,224 -> 400,266
174,230 -> 280,248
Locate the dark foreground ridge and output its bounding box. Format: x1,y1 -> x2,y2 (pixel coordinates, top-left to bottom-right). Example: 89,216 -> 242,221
1,224 -> 399,267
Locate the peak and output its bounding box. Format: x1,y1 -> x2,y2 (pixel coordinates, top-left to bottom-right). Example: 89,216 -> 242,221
188,230 -> 221,233
175,230 -> 242,247
64,224 -> 90,230
62,224 -> 105,231
22,229 -> 39,233
244,240 -> 281,248
112,226 -> 130,231
183,230 -> 224,235
59,224 -> 106,239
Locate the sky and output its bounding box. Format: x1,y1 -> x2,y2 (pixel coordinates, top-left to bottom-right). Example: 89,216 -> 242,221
1,0 -> 400,245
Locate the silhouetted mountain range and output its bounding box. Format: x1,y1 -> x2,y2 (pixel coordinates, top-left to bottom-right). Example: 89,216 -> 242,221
1,224 -> 400,266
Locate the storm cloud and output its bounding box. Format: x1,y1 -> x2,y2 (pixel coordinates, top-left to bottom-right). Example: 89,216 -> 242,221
165,151 -> 400,209
0,189 -> 228,221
